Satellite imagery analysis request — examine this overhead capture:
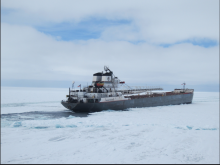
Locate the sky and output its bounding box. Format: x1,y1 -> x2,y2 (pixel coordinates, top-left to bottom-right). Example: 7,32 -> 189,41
1,0 -> 219,91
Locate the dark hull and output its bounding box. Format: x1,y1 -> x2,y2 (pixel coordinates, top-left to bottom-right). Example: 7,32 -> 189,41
61,93 -> 194,113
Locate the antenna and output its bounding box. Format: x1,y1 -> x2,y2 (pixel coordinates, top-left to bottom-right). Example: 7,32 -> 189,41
181,82 -> 186,92
72,81 -> 75,89
104,65 -> 109,72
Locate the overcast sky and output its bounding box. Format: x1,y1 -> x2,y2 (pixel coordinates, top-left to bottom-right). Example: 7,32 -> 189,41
1,0 -> 219,91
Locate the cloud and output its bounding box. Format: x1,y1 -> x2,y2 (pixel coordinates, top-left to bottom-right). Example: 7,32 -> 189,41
2,0 -> 219,44
2,23 -> 219,87
1,0 -> 219,90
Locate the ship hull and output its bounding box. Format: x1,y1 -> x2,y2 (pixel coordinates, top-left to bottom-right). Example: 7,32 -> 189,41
61,93 -> 194,113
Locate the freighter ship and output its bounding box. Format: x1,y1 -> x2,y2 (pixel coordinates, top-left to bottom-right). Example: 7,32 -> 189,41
61,66 -> 194,112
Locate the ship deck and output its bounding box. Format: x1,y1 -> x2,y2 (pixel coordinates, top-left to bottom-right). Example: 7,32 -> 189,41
124,92 -> 192,99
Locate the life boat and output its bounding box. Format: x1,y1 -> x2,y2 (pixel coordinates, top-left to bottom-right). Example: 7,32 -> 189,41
96,82 -> 104,87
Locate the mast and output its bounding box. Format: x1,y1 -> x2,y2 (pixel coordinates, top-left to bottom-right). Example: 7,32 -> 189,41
104,66 -> 116,95
69,88 -> 70,101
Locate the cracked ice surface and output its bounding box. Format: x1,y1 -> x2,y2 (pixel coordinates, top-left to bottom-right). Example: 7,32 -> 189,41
1,87 -> 219,164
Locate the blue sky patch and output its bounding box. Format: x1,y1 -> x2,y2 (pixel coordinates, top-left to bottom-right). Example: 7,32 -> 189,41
36,18 -> 132,41
1,8 -> 16,15
160,38 -> 218,48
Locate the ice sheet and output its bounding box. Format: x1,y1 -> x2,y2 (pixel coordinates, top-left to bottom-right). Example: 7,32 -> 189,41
1,87 -> 219,163
1,87 -> 67,114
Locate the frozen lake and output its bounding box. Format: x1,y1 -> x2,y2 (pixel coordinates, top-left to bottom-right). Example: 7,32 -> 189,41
1,87 -> 219,163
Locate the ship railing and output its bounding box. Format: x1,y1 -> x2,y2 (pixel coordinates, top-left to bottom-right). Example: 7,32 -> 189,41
117,86 -> 163,93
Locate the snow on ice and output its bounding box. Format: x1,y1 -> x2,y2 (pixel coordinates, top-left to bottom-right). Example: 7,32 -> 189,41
1,87 -> 219,163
